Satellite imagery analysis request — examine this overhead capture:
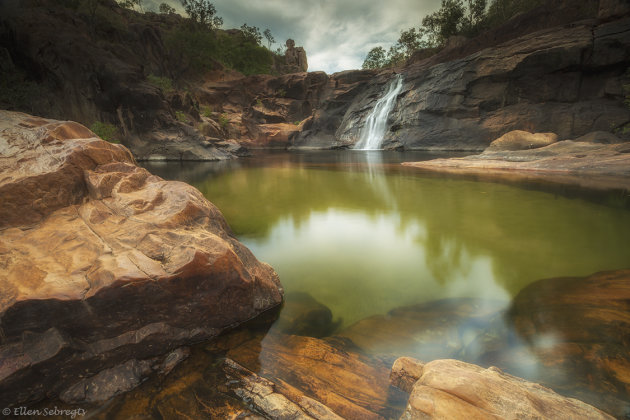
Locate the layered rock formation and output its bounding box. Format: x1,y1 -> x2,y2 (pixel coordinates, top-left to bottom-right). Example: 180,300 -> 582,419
316,16 -> 630,150
403,132 -> 630,190
0,111 -> 283,405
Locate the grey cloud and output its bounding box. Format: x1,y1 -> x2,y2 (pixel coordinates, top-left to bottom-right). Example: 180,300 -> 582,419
149,0 -> 442,73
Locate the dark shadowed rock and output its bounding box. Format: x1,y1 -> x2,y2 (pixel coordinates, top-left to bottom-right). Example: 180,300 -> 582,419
299,18 -> 630,151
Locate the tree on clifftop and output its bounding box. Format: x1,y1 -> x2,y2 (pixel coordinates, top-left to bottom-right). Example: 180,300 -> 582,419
362,47 -> 386,69
180,0 -> 223,29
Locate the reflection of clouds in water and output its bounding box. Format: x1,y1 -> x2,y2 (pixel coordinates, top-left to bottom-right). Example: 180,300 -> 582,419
244,208 -> 511,328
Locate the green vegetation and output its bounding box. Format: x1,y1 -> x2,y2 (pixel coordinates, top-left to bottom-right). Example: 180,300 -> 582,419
162,2 -> 279,76
218,113 -> 229,128
90,121 -> 120,143
158,3 -> 176,14
117,0 -> 143,11
180,0 -> 223,29
264,29 -> 275,49
175,110 -> 188,122
201,105 -> 213,117
362,0 -> 596,69
0,66 -> 43,112
147,74 -> 174,93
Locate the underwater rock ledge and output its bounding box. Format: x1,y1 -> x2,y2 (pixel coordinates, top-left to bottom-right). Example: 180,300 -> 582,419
0,110 -> 283,406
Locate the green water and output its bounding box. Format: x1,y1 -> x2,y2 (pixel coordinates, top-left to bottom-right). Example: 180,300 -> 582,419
145,151 -> 630,328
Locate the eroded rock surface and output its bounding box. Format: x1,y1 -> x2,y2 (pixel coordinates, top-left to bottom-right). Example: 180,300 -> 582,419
0,111 -> 283,405
391,357 -> 614,419
402,140 -> 630,190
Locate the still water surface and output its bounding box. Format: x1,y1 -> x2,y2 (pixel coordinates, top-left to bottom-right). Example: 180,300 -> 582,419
145,151 -> 630,329
87,150 -> 630,418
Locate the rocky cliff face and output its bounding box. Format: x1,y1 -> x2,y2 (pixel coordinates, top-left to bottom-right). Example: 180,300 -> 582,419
300,16 -> 630,150
0,111 -> 283,405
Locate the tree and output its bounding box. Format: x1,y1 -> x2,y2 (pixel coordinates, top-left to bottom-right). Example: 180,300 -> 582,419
421,0 -> 465,45
159,2 -> 176,14
240,23 -> 262,46
263,28 -> 275,49
362,47 -> 386,69
118,0 -> 144,12
461,0 -> 487,35
180,0 -> 223,29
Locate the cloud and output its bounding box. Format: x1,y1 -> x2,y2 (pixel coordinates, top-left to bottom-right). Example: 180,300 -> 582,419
149,0 -> 442,73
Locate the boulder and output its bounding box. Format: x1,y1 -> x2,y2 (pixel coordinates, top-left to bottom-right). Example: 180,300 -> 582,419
0,111 -> 283,405
486,130 -> 558,151
391,357 -> 614,419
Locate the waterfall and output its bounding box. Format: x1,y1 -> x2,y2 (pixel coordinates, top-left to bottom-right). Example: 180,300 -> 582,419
353,74 -> 404,150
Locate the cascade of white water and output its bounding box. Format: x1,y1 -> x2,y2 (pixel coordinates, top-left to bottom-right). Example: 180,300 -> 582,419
353,74 -> 404,150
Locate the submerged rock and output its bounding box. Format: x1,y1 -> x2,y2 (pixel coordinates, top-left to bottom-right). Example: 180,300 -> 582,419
0,111 -> 283,405
272,292 -> 341,338
391,357 -> 614,419
227,332 -> 408,419
336,298 -> 505,361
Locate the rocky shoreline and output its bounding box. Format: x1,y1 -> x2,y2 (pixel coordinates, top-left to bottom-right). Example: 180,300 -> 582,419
402,130 -> 630,190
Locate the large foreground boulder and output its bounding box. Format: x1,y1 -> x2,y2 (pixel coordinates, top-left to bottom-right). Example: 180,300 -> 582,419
0,111 -> 283,405
391,357 -> 613,419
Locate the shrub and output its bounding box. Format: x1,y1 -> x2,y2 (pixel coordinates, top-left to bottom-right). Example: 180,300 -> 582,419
201,105 -> 213,117
90,121 -> 120,143
218,113 -> 229,128
147,74 -> 174,93
175,110 -> 188,122
159,3 -> 176,14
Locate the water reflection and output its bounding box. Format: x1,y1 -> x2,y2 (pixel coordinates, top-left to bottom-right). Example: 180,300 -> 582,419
132,152 -> 630,418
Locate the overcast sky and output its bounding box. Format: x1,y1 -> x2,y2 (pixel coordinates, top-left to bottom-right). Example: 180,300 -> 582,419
148,0 -> 443,74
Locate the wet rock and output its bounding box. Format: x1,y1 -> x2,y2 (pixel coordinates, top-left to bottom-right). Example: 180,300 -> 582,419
390,357 -> 425,393
60,359 -> 153,404
337,298 -> 505,361
486,130 -> 558,151
227,333 -> 408,419
403,141 -> 630,190
272,292 -> 341,337
505,270 -> 630,417
223,358 -> 343,420
0,111 -> 283,406
392,358 -> 614,419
